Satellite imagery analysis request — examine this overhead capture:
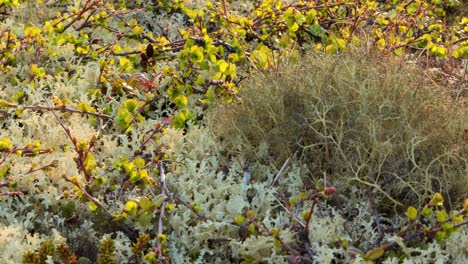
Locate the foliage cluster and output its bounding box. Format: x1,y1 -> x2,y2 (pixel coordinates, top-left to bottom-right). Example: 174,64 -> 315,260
0,0 -> 466,263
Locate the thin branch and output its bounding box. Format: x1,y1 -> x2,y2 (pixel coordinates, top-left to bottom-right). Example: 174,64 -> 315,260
75,9 -> 97,31
270,143 -> 301,187
253,222 -> 300,256
157,163 -> 167,262
64,177 -> 112,220
25,160 -> 59,175
131,124 -> 162,160
171,193 -> 208,221
157,203 -> 165,263
45,99 -> 92,182
6,103 -> 113,119
0,191 -> 23,196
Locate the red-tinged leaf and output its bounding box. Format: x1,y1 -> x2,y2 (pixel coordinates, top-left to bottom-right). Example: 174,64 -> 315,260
162,117 -> 173,125
140,52 -> 147,63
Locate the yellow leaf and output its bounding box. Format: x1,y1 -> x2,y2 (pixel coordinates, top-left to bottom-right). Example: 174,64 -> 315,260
89,201 -> 98,211
325,44 -> 337,54
377,38 -> 386,48
430,192 -> 444,206
405,206 -> 418,220
133,26 -> 143,35
364,247 -> 385,261
125,200 -> 138,215
0,137 -> 13,151
289,22 -> 299,32
218,60 -> 229,73
234,215 -> 245,225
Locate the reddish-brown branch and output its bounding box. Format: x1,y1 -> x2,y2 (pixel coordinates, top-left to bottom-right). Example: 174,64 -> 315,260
5,103 -> 112,119
65,176 -> 111,215
0,191 -> 23,196
25,160 -> 59,174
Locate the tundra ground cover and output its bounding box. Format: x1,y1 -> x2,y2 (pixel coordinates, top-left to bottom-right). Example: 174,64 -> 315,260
0,0 -> 467,263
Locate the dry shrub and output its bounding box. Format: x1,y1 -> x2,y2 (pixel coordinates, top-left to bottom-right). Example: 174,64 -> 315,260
209,50 -> 467,210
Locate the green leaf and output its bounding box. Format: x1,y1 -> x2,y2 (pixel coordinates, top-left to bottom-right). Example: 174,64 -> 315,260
84,153 -> 96,174
437,210 -> 449,223
89,201 -> 98,211
124,99 -> 139,113
453,46 -> 467,59
430,45 -> 447,58
0,99 -> 14,108
8,180 -> 17,188
405,206 -> 418,220
173,95 -> 188,109
309,24 -> 326,37
139,196 -> 153,211
217,60 -> 229,73
165,203 -> 174,213
153,194 -> 167,207
200,60 -> 210,70
138,211 -> 152,227
30,64 -> 46,77
247,223 -> 258,236
0,165 -> 11,179
422,207 -> 434,217
133,157 -> 145,169
271,228 -> 279,237
300,209 -> 309,220
325,44 -> 337,54
436,231 -> 447,240
452,215 -> 463,223
364,247 -> 385,261
158,233 -> 167,243
189,45 -> 204,63
192,203 -> 201,213
234,215 -> 245,225
95,177 -> 106,185
430,192 -> 444,206
289,22 -> 299,32
173,110 -> 190,128
195,75 -> 205,85
129,170 -> 143,182
123,161 -> 135,175
144,252 -> 157,262
133,26 -> 143,35
125,200 -> 138,215
115,108 -> 132,131
442,223 -> 454,233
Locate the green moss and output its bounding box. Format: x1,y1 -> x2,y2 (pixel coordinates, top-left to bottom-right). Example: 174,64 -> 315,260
97,237 -> 116,264
22,240 -> 74,264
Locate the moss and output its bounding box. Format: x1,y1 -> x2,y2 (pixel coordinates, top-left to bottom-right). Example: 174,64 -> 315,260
22,239 -> 75,264
97,237 -> 116,264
